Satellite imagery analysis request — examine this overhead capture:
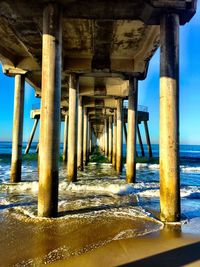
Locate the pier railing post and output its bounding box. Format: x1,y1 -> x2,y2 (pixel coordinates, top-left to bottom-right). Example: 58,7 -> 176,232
38,3 -> 62,217
126,77 -> 138,183
116,99 -> 123,173
77,96 -> 83,170
10,74 -> 25,182
160,13 -> 180,222
67,73 -> 78,182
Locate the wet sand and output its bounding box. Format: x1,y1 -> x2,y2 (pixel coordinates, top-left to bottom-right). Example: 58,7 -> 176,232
1,207 -> 200,266
0,208 -> 162,266
50,223 -> 200,267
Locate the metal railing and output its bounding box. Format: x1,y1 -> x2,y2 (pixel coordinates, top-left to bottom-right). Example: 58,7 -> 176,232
123,101 -> 148,112
138,105 -> 148,112
32,102 -> 148,112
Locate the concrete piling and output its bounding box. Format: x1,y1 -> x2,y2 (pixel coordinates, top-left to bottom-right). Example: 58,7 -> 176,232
83,107 -> 88,165
10,74 -> 25,183
104,118 -> 108,157
77,96 -> 83,170
137,124 -> 145,157
38,3 -> 62,217
160,13 -> 180,222
108,116 -> 113,162
116,99 -> 123,173
144,121 -> 152,158
87,120 -> 91,160
112,110 -> 117,168
63,113 -> 68,162
126,77 -> 138,183
67,74 -> 78,182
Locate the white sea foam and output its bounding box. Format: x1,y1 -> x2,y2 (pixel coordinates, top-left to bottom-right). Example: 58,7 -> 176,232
88,162 -> 113,166
134,163 -> 200,173
10,204 -> 163,224
60,181 -> 136,195
0,181 -> 38,193
11,205 -> 163,266
1,177 -> 200,202
137,186 -> 200,199
180,166 -> 200,173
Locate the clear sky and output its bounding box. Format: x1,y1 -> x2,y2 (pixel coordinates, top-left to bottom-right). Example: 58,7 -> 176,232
0,4 -> 200,145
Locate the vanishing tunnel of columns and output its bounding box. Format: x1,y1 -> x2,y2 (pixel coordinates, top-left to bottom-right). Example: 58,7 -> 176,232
3,1 -> 196,222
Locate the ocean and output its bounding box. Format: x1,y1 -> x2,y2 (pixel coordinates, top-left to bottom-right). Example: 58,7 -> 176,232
0,142 -> 200,265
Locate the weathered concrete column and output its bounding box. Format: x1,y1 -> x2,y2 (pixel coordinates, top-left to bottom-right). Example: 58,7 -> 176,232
112,111 -> 117,168
83,107 -> 88,165
160,13 -> 180,222
104,118 -> 108,157
25,118 -> 39,154
137,124 -> 145,157
144,121 -> 152,158
89,121 -> 92,154
116,99 -> 123,173
38,3 -> 62,217
10,74 -> 25,182
91,129 -> 96,152
126,77 -> 138,183
77,96 -> 83,170
100,134 -> 104,152
67,74 -> 78,182
63,113 -> 68,162
87,120 -> 91,161
108,116 -> 113,162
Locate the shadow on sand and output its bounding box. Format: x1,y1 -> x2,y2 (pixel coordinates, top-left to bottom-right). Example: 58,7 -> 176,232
120,241 -> 200,267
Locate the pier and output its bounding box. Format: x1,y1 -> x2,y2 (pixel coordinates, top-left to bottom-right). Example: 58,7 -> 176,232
0,0 -> 197,222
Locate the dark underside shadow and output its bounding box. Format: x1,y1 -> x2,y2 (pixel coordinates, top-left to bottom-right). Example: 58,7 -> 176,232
119,241 -> 200,267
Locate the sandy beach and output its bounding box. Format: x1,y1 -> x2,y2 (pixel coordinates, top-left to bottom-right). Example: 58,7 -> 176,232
50,221 -> 200,267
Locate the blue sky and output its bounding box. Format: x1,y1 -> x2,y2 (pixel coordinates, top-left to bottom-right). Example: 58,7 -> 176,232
0,5 -> 200,144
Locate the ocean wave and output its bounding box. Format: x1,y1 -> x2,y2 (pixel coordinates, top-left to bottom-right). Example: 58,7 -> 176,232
0,181 -> 38,193
180,166 -> 200,172
136,163 -> 160,170
9,204 -> 162,224
9,206 -> 163,266
1,179 -> 200,201
180,150 -> 200,153
135,163 -> 200,173
137,186 -> 200,200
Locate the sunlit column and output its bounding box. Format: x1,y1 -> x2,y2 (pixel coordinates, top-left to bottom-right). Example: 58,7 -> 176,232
160,13 -> 180,222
